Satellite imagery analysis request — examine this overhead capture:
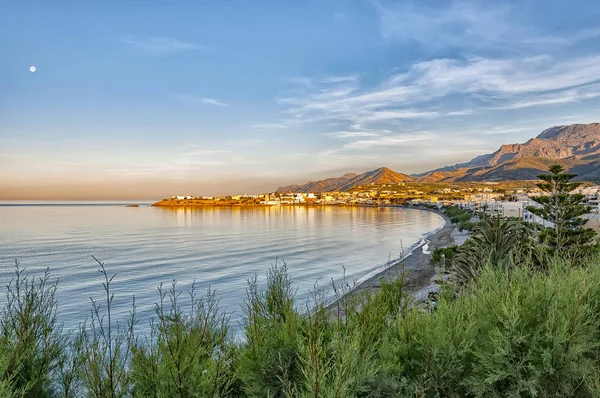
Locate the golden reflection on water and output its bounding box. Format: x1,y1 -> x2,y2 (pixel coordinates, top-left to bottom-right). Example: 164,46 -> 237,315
159,205 -> 400,229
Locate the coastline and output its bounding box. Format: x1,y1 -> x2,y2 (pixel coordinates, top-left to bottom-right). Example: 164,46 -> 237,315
152,200 -> 396,208
326,207 -> 461,311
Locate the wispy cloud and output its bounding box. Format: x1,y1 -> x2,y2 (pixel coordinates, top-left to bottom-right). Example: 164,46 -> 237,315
371,0 -> 519,50
524,27 -> 600,47
118,36 -> 210,54
371,1 -> 600,55
343,132 -> 435,149
261,53 -> 600,132
175,94 -> 229,107
327,131 -> 384,138
200,98 -> 229,107
488,83 -> 600,110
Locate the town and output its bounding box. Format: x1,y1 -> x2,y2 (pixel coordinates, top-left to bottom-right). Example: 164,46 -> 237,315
154,180 -> 600,220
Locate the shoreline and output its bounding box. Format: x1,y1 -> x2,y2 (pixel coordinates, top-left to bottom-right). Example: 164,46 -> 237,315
326,207 -> 460,311
152,201 -> 403,208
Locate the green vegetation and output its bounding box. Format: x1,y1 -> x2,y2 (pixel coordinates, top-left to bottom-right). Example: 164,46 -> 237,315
431,245 -> 459,267
3,252 -> 600,397
1,165 -> 599,397
444,205 -> 476,231
451,216 -> 532,285
527,164 -> 597,254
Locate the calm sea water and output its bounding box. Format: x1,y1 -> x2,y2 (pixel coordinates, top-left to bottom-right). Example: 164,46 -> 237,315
0,203 -> 443,332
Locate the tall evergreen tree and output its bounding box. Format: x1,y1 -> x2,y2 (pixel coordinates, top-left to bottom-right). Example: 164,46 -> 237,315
526,165 -> 596,253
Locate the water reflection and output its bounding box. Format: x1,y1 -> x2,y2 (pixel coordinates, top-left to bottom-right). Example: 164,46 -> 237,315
1,205 -> 443,333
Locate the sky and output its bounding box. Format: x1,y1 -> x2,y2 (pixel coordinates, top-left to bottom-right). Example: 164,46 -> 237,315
1,0 -> 600,199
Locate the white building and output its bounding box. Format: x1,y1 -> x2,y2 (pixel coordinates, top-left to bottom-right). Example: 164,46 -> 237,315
483,200 -> 534,220
172,195 -> 193,200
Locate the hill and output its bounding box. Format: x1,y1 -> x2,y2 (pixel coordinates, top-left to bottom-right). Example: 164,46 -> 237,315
275,123 -> 600,192
276,167 -> 413,193
419,123 -> 600,182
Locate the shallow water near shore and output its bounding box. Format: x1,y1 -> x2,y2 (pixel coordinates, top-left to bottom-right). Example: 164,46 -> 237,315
0,203 -> 443,332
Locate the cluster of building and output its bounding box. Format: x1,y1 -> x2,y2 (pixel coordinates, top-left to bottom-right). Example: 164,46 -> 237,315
408,185 -> 600,220
169,184 -> 600,220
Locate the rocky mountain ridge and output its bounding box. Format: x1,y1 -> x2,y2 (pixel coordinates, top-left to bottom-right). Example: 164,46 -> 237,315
276,123 -> 600,192
276,167 -> 413,193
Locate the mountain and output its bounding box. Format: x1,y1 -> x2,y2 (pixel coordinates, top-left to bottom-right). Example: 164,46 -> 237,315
275,123 -> 600,192
276,167 -> 414,193
420,123 -> 600,182
276,172 -> 358,193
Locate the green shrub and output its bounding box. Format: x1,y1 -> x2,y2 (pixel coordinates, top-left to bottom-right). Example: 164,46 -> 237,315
2,250 -> 600,397
431,246 -> 458,266
0,261 -> 67,398
237,261 -> 303,397
130,282 -> 236,397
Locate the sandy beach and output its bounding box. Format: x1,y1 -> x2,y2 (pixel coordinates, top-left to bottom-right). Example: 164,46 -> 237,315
327,207 -> 466,310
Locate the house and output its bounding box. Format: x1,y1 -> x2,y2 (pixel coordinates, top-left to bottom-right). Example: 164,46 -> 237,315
486,201 -> 529,219
172,195 -> 193,200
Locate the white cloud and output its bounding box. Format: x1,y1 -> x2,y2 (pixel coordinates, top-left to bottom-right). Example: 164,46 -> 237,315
119,36 -> 209,53
482,127 -> 537,136
343,132 -> 435,149
371,1 -> 600,59
327,131 -> 383,138
371,0 -> 519,49
261,53 -> 600,132
201,98 -> 229,107
175,94 -> 229,107
488,83 -> 600,110
320,75 -> 358,84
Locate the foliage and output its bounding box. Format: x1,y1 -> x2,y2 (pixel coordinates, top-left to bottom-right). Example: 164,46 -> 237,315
431,246 -> 459,267
384,260 -> 600,397
445,206 -> 472,223
238,261 -> 303,397
3,244 -> 600,396
130,282 -> 235,397
78,256 -> 136,398
458,220 -> 476,232
444,206 -> 477,231
527,164 -> 596,253
451,216 -> 532,285
0,261 -> 67,397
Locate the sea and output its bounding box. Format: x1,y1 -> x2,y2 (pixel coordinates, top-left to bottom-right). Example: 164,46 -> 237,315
0,202 -> 444,333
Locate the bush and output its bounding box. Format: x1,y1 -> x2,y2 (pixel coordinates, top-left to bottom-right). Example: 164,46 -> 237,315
0,261 -> 67,398
130,282 -> 235,397
431,246 -> 459,266
2,251 -> 600,397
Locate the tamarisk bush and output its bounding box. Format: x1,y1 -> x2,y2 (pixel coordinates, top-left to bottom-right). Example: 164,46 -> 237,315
1,248 -> 600,396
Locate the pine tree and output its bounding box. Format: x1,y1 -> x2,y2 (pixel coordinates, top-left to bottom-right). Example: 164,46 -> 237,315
526,165 -> 596,253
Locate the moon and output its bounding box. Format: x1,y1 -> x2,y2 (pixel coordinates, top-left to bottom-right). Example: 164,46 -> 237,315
29,66 -> 36,73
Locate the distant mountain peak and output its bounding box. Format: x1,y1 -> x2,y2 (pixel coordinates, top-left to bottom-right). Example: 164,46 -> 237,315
276,167 -> 413,193
276,123 -> 600,191
420,122 -> 600,182
537,123 -> 600,140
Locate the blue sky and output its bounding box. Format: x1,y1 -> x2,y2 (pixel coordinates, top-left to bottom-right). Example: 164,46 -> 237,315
1,0 -> 600,199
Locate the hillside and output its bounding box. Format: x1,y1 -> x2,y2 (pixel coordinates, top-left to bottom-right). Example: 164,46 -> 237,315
275,123 -> 600,192
276,167 -> 413,193
276,172 -> 358,193
420,123 -> 600,182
